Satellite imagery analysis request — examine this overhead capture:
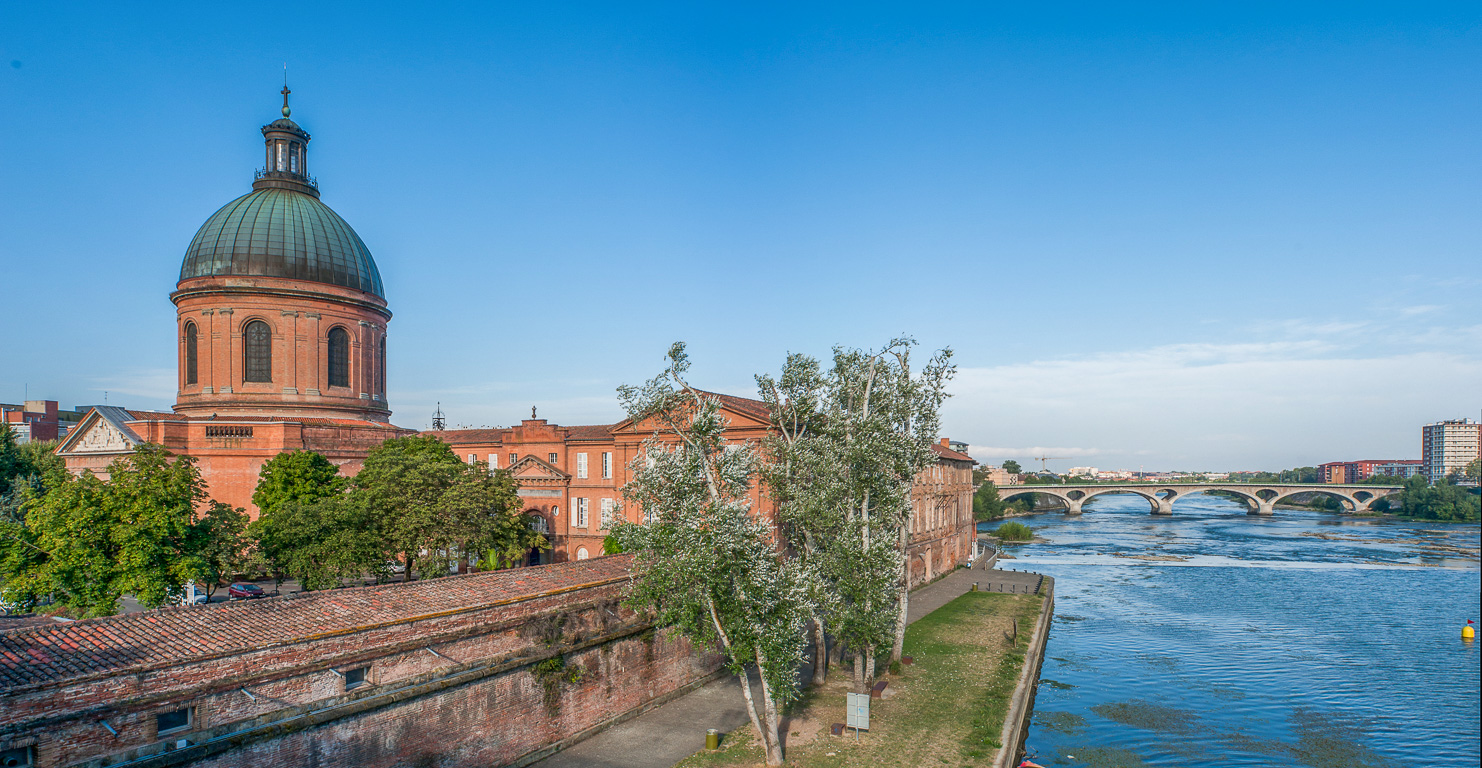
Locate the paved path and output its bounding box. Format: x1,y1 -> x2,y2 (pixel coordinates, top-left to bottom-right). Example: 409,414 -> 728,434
532,555 -> 1041,768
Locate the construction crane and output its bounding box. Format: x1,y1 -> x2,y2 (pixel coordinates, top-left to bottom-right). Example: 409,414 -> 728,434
1033,456 -> 1068,473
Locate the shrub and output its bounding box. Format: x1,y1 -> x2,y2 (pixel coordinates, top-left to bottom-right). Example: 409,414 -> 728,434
994,521 -> 1033,542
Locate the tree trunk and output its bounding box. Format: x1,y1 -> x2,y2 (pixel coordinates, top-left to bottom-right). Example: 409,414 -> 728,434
890,524 -> 910,663
735,670 -> 766,753
853,651 -> 865,691
404,554 -> 414,581
756,648 -> 785,766
865,644 -> 876,683
812,616 -> 827,686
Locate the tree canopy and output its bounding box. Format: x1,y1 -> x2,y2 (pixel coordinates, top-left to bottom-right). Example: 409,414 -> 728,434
1,443 -> 246,616
612,343 -> 809,767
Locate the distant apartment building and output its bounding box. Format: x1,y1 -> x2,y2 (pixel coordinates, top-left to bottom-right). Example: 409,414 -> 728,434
0,400 -> 87,443
982,465 -> 1020,486
1067,466 -> 1099,478
1422,419 -> 1481,480
1318,459 -> 1423,484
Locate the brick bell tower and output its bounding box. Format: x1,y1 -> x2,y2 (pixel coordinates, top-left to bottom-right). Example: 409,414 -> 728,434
170,85 -> 393,423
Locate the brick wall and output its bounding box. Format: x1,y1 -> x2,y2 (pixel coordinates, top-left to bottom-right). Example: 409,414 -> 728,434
0,559 -> 723,768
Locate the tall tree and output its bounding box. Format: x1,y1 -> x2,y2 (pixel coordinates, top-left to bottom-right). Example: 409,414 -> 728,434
251,495 -> 384,590
193,501 -> 250,597
354,435 -> 541,578
429,460 -> 539,573
756,339 -> 953,688
4,444 -> 241,615
1002,459 -> 1022,475
251,450 -> 348,517
612,344 -> 808,767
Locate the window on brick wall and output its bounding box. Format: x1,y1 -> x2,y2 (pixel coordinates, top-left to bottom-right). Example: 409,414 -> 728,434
0,745 -> 35,766
602,452 -> 612,479
577,453 -> 588,479
156,707 -> 192,735
575,497 -> 589,528
468,454 -> 476,464
489,453 -> 498,469
576,547 -> 589,560
548,452 -> 558,464
344,666 -> 368,690
601,498 -> 615,529
509,453 -> 517,466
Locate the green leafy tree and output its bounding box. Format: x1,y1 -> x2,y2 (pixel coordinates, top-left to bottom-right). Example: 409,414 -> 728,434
251,450 -> 348,517
1396,476 -> 1480,521
355,435 -> 541,579
1002,460 -> 1022,475
973,481 -> 1006,521
432,460 -> 541,573
612,344 -> 809,766
355,435 -> 469,578
1466,458 -> 1481,482
251,495 -> 384,590
4,444 -> 238,615
194,502 -> 250,597
756,338 -> 953,688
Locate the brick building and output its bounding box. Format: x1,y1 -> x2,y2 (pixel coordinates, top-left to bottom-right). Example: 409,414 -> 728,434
0,556 -> 722,768
429,403 -> 977,587
52,93 -> 977,577
55,91 -> 413,517
1317,459 -> 1423,484
1,401 -> 87,444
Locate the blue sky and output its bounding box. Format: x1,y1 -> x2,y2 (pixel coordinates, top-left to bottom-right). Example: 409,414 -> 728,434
2,3 -> 1478,471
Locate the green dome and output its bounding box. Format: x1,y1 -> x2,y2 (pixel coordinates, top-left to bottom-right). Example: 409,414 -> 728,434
180,188 -> 384,298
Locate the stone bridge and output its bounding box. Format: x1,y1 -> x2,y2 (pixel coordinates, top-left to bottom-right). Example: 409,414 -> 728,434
997,483 -> 1404,516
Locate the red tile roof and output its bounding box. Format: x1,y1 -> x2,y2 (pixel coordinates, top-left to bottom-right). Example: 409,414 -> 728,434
0,556 -> 632,692
428,428 -> 510,444
703,391 -> 771,422
931,443 -> 974,462
565,424 -> 614,441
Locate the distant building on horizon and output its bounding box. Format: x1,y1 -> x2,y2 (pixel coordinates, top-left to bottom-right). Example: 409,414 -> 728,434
1422,418 -> 1481,480
0,400 -> 87,443
1318,459 -> 1422,484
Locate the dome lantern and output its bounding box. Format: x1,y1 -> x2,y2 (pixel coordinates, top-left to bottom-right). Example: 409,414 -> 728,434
253,83 -> 318,198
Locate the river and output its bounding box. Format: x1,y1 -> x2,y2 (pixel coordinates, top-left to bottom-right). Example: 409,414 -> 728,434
979,491 -> 1481,767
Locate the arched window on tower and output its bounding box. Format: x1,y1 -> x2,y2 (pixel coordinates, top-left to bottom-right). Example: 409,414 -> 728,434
379,336 -> 387,393
184,322 -> 198,386
327,327 -> 350,388
244,320 -> 273,382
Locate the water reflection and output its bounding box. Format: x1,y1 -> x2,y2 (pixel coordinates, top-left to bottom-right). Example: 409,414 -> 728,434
981,493 -> 1480,767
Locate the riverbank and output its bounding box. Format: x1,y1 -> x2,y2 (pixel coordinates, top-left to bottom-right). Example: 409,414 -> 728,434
676,588 -> 1045,767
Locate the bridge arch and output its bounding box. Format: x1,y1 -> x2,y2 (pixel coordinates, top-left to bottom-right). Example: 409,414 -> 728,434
1074,487 -> 1161,515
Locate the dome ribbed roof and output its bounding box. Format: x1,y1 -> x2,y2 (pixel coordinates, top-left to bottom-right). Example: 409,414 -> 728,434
180,188 -> 384,298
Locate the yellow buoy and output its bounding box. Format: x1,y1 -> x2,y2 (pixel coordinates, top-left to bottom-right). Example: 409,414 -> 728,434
1464,622 -> 1475,640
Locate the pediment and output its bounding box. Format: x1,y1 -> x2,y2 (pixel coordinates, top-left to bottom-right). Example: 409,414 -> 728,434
56,410 -> 141,455
508,455 -> 568,482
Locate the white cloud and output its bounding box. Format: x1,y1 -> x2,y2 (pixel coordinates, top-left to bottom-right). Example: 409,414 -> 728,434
943,340 -> 1482,472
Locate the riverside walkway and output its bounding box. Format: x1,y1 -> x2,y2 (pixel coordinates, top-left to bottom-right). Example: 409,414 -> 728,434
528,555 -> 1036,768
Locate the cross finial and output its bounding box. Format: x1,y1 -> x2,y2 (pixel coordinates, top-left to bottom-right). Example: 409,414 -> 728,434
531,406 -> 537,419
281,64 -> 292,118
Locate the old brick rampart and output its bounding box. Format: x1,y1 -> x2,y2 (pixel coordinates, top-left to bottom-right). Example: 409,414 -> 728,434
0,556 -> 723,768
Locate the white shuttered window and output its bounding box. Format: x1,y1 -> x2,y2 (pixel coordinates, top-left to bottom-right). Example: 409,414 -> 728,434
577,453 -> 588,479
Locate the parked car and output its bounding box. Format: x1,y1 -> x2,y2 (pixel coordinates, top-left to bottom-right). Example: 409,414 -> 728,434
227,583 -> 266,600
384,561 -> 406,574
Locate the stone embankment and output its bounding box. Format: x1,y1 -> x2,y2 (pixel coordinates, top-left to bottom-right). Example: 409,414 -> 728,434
994,572 -> 1055,768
